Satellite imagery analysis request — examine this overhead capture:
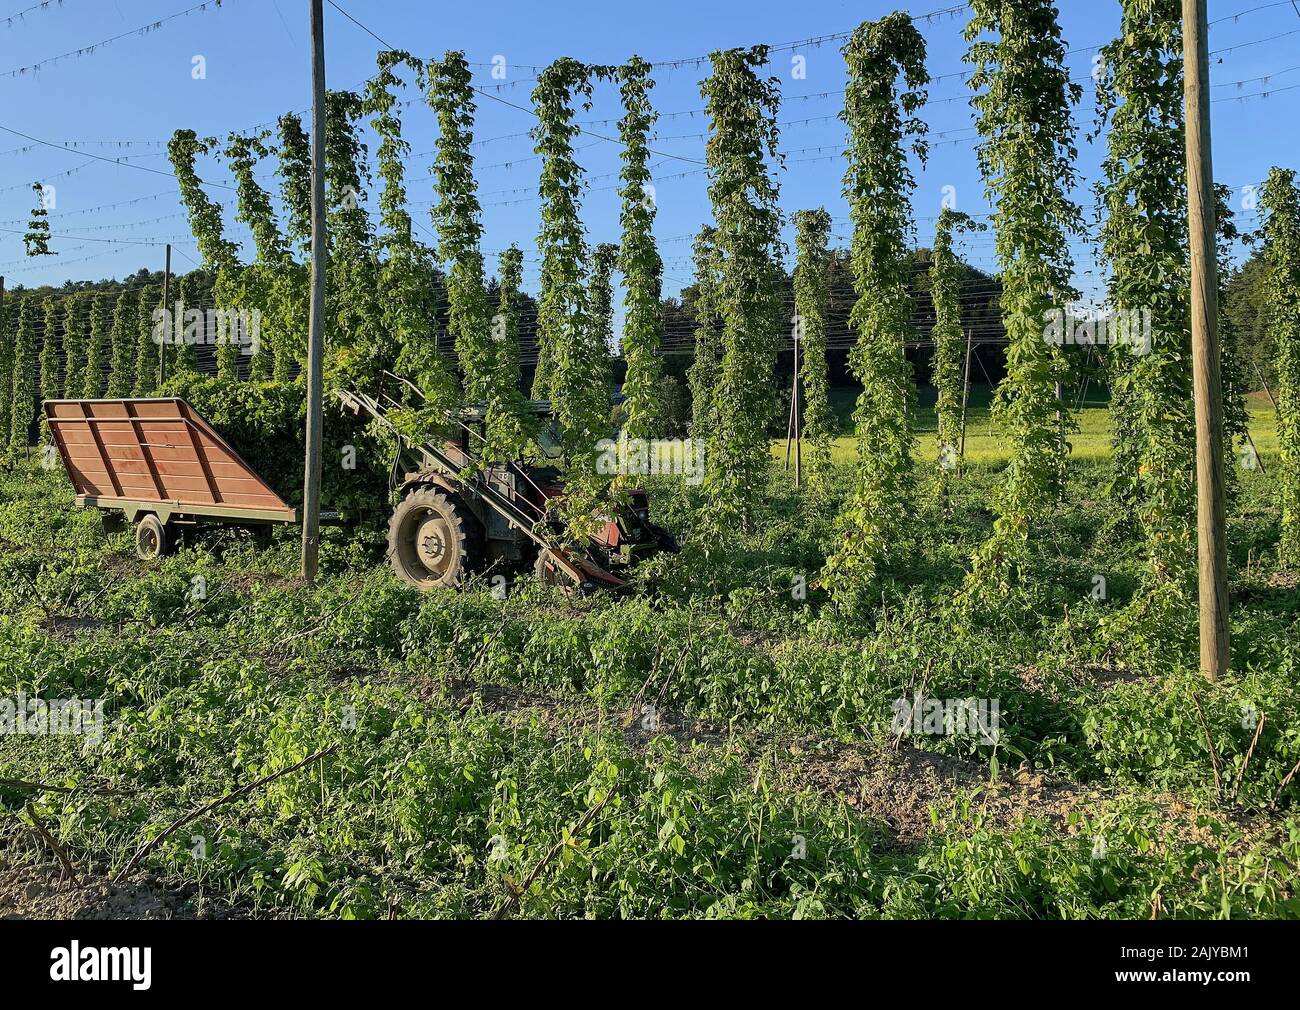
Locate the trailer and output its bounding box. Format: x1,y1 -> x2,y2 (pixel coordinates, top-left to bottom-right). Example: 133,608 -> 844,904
44,397 -> 297,560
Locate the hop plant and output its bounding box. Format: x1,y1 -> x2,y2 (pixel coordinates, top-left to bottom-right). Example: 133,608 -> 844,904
822,14 -> 928,605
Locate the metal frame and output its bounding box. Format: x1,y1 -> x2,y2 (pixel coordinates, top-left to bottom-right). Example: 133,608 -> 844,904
75,496 -> 296,527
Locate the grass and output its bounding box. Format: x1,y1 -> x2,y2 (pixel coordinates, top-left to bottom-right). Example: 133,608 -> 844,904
773,386 -> 1281,465
1,408 -> 1297,919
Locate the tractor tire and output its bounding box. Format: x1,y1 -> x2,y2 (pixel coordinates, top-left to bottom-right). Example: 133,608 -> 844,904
387,488 -> 475,590
134,514 -> 174,562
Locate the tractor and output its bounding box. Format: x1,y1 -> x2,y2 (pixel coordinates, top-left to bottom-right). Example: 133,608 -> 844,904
337,374 -> 678,592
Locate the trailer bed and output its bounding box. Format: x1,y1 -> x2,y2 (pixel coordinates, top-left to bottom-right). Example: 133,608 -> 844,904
44,398 -> 296,525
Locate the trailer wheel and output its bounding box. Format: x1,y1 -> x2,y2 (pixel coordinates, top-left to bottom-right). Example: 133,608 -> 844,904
134,514 -> 174,561
387,489 -> 474,589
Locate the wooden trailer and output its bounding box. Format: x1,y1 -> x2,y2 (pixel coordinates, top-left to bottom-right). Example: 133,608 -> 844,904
44,398 -> 297,559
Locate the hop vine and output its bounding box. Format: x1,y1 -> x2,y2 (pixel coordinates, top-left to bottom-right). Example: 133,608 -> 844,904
791,207 -> 834,495
1261,166 -> 1300,568
324,89 -> 381,385
495,244 -> 525,396
427,51 -> 495,407
133,284 -> 161,395
226,130 -> 290,381
822,15 -> 928,604
363,51 -> 455,413
699,46 -> 785,532
168,129 -> 241,381
961,0 -> 1084,593
61,293 -> 85,399
616,55 -> 664,440
24,183 -> 53,257
0,293 -> 14,442
532,58 -> 609,465
106,287 -> 138,398
1095,0 -> 1196,620
587,241 -> 618,388
930,208 -> 983,506
276,113 -> 313,255
39,295 -> 61,436
83,291 -> 108,398
687,224 -> 722,440
9,297 -> 35,452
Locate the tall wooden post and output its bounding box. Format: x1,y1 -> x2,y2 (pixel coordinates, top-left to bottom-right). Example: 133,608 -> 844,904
1184,0 -> 1230,682
793,326 -> 802,488
958,328 -> 973,463
301,0 -> 328,583
158,244 -> 171,387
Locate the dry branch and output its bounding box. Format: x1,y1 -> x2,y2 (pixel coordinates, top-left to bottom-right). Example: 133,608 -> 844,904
491,776 -> 619,921
1232,713 -> 1265,802
25,802 -> 80,884
114,743 -> 338,882
1191,693 -> 1223,798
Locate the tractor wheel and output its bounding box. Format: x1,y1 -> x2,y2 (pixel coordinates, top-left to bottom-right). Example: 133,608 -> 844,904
134,514 -> 174,562
387,489 -> 474,590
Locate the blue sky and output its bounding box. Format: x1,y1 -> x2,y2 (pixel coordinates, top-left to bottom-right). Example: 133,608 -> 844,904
1,0 -> 1298,311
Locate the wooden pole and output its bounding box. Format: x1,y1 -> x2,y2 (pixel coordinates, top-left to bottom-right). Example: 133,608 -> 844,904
783,370 -> 795,471
784,321 -> 796,471
1252,359 -> 1280,419
158,244 -> 171,387
1184,0 -> 1230,682
301,0 -> 328,583
958,328 -> 973,463
793,326 -> 802,488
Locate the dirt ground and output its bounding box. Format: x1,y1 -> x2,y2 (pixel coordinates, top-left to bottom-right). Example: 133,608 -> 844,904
0,861 -> 234,920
